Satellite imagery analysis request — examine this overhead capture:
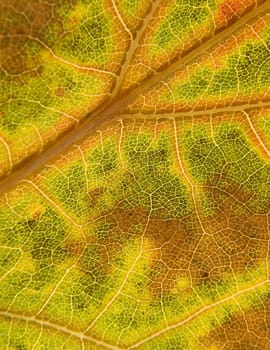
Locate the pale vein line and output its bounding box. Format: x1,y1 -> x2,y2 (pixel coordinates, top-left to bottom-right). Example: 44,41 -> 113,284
172,121 -> 195,191
111,0 -> 163,98
21,179 -> 81,227
161,82 -> 176,113
208,115 -> 240,288
4,192 -> 25,220
0,311 -> 123,350
118,119 -> 125,169
29,124 -> 45,151
24,99 -> 80,124
111,0 -> 133,39
29,36 -> 117,77
172,119 -> 211,274
209,113 -> 216,145
7,34 -> 117,77
125,102 -> 270,120
243,110 -> 270,156
6,318 -> 12,350
32,326 -> 43,350
0,249 -> 22,284
86,257 -> 143,333
267,212 -> 270,279
76,145 -> 90,195
0,136 -> 13,173
75,144 -> 97,230
84,247 -> 144,334
84,202 -> 153,333
81,338 -> 85,350
234,299 -> 252,337
128,280 -> 269,349
34,267 -> 74,317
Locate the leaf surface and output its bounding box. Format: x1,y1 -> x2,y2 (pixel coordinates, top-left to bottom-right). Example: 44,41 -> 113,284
1,1 -> 270,349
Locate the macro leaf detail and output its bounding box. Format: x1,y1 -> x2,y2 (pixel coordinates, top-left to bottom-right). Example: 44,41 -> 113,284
1,1 -> 270,349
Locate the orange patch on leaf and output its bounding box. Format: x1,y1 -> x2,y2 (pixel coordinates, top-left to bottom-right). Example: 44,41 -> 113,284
217,0 -> 255,24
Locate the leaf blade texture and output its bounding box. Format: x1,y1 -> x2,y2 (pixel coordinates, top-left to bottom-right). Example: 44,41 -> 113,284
1,1 -> 270,349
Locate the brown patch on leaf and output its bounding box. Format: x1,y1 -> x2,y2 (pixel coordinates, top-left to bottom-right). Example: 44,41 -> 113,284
144,214 -> 200,296
187,172 -> 269,286
200,297 -> 270,349
0,0 -> 70,75
66,240 -> 85,257
55,87 -> 66,97
88,169 -> 270,297
88,187 -> 105,208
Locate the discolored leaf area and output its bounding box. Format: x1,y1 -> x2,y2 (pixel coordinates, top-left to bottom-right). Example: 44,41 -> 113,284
1,1 -> 270,349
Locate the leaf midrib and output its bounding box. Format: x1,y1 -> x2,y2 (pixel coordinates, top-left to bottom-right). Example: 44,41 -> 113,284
0,0 -> 269,194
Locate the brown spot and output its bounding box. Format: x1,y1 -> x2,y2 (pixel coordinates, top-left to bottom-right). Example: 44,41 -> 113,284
66,240 -> 84,257
55,87 -> 65,97
32,211 -> 42,221
88,187 -> 105,208
28,202 -> 45,221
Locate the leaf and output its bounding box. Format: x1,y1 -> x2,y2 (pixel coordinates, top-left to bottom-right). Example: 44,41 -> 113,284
1,1 -> 270,349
